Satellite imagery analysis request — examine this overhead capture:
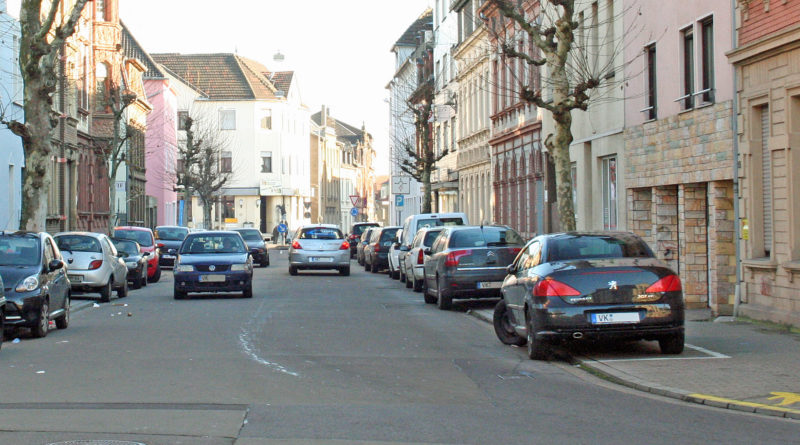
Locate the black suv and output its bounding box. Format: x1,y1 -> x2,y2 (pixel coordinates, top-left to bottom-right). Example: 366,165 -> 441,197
348,222 -> 379,258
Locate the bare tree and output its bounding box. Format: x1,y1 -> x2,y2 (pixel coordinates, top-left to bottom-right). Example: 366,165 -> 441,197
0,0 -> 89,231
486,0 -> 629,231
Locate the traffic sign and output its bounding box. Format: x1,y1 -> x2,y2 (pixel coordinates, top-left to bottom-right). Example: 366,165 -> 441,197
395,194 -> 404,207
350,207 -> 359,217
391,176 -> 411,194
349,195 -> 361,207
277,223 -> 288,233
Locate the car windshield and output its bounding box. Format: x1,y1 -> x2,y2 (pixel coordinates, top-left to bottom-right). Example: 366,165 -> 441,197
181,234 -> 246,254
548,235 -> 654,261
155,227 -> 189,241
352,224 -> 378,235
416,217 -> 465,229
235,230 -> 263,242
422,229 -> 444,247
112,239 -> 140,256
0,235 -> 41,266
114,229 -> 153,247
299,227 -> 343,240
55,235 -> 102,253
449,227 -> 524,248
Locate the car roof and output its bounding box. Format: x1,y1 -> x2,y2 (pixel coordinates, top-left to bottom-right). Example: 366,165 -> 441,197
110,237 -> 140,245
299,224 -> 340,229
232,228 -> 260,231
155,225 -> 188,230
115,226 -> 153,232
353,222 -> 379,226
186,230 -> 243,236
54,231 -> 105,238
378,226 -> 401,231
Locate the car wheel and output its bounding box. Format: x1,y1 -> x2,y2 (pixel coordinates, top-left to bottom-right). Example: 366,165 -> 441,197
392,268 -> 400,280
243,283 -> 253,298
173,286 -> 187,300
370,261 -> 379,273
141,269 -> 148,287
55,295 -> 70,330
31,299 -> 49,338
405,274 -> 413,289
413,277 -> 423,293
493,300 -> 525,346
289,266 -> 298,276
117,278 -> 128,298
399,267 -> 406,283
423,277 -> 436,304
339,266 -> 350,276
436,275 -> 452,310
150,265 -> 162,283
363,260 -> 369,271
659,331 -> 685,354
0,310 -> 4,349
525,306 -> 548,360
131,274 -> 142,290
261,258 -> 269,267
99,278 -> 113,303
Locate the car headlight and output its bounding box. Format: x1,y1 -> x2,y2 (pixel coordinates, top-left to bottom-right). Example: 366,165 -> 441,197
231,263 -> 248,271
16,275 -> 39,292
176,264 -> 194,272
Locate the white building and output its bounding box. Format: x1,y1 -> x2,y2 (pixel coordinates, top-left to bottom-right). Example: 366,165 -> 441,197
153,53 -> 311,234
0,1 -> 23,230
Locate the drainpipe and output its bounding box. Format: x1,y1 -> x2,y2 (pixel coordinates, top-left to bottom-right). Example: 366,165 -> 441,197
731,0 -> 743,317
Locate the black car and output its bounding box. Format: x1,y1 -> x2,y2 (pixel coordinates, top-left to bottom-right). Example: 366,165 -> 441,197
363,226 -> 401,273
232,228 -> 270,267
173,231 -> 253,299
348,222 -> 379,258
422,225 -> 524,309
111,238 -> 149,289
0,231 -> 70,338
494,232 -> 685,360
356,227 -> 377,266
154,226 -> 189,268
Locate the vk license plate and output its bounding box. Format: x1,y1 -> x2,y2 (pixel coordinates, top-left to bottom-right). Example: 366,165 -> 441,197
199,274 -> 226,283
68,275 -> 82,283
162,254 -> 174,259
310,257 -> 333,263
477,281 -> 502,289
591,312 -> 640,324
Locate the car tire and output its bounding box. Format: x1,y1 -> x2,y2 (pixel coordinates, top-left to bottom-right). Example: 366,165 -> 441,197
399,267 -> 406,283
117,278 -> 128,298
392,268 -> 400,280
261,258 -> 269,267
0,311 -> 3,350
436,276 -> 452,310
150,266 -> 162,283
413,277 -> 423,293
493,300 -> 525,346
423,277 -> 436,304
243,283 -> 253,298
339,266 -> 350,276
525,306 -> 548,360
289,266 -> 298,276
405,275 -> 413,289
173,288 -> 187,300
659,331 -> 685,354
99,278 -> 113,303
370,261 -> 379,273
31,299 -> 49,338
363,261 -> 369,271
55,295 -> 70,330
141,269 -> 148,287
131,274 -> 142,290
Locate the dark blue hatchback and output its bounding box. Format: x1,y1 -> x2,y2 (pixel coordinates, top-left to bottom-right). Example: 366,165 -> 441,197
173,231 -> 253,299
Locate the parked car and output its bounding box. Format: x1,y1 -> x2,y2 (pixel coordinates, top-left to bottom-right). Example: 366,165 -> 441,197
173,231 -> 253,299
232,228 -> 270,267
401,226 -> 445,292
114,226 -> 161,283
397,212 -> 468,284
422,225 -> 524,309
0,231 -> 70,338
387,229 -> 403,279
55,232 -> 129,302
154,226 -> 189,268
347,222 -> 380,258
288,225 -> 350,276
111,238 -> 148,289
363,226 -> 401,273
356,227 -> 377,266
494,232 -> 685,360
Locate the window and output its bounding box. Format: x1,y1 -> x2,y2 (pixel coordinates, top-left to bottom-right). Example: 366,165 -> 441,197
645,44 -> 657,120
450,117 -> 456,151
261,151 -> 272,173
96,0 -> 107,21
221,151 -> 232,173
261,109 -> 272,129
602,156 -> 617,230
178,111 -> 189,131
700,18 -> 714,103
571,162 -> 578,223
79,48 -> 89,110
219,110 -> 236,130
222,196 -> 235,220
95,63 -> 109,111
760,105 -> 772,256
176,158 -> 185,174
681,27 -> 694,110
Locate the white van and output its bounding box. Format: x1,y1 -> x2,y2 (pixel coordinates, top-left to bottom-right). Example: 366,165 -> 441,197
395,213 -> 468,281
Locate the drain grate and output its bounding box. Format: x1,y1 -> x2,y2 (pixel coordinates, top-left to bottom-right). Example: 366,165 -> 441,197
47,441 -> 146,445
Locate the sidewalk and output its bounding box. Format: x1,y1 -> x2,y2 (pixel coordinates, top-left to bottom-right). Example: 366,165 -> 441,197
470,308 -> 800,420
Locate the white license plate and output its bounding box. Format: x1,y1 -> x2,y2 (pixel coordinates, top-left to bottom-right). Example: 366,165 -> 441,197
310,257 -> 334,263
162,254 -> 174,259
477,281 -> 502,289
68,275 -> 82,283
199,274 -> 226,282
591,312 -> 640,324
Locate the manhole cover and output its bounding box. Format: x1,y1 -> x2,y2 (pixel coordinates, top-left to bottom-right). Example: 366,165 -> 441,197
47,441 -> 146,445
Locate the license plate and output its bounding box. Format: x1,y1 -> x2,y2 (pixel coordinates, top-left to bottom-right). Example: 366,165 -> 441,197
310,257 -> 334,263
68,275 -> 82,283
199,274 -> 226,282
162,254 -> 174,259
477,281 -> 502,289
591,312 -> 640,324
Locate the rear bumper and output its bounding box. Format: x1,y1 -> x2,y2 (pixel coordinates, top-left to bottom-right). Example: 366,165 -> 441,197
159,255 -> 176,267
289,250 -> 349,268
443,268 -> 507,298
536,325 -> 684,342
67,269 -> 109,288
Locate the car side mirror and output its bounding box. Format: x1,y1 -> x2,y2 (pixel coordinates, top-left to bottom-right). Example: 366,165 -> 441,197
507,264 -> 517,275
423,248 -> 432,255
49,259 -> 64,271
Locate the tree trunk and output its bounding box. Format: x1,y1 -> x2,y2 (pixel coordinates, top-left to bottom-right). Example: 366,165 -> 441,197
202,197 -> 212,230
20,83 -> 56,232
107,172 -> 117,234
547,62 -> 577,232
421,166 -> 432,213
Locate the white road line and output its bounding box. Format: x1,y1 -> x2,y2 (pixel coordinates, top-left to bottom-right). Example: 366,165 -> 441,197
238,299 -> 301,377
685,343 -> 731,359
592,343 -> 730,363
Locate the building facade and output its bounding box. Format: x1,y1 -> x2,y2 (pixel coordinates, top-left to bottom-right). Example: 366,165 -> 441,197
0,1 -> 24,230
729,0 -> 800,325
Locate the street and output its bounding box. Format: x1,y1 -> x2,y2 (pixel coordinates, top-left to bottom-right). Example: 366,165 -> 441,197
0,251 -> 797,445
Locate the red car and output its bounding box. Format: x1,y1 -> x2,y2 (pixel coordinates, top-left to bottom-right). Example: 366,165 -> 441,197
113,226 -> 161,283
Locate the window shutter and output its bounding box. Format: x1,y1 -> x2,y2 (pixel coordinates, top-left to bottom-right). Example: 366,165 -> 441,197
761,106 -> 772,252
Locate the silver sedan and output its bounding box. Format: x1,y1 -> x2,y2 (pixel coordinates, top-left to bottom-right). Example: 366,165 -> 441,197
288,225 -> 351,276
54,232 -> 129,302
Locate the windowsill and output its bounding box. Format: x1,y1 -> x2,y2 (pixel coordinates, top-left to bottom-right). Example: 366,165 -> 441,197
695,101 -> 715,110
742,257 -> 778,272
783,261 -> 800,282
677,107 -> 695,115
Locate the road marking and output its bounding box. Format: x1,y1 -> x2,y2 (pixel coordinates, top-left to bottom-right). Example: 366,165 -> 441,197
238,299 -> 300,377
690,393 -> 800,415
591,344 -> 730,362
767,392 -> 800,407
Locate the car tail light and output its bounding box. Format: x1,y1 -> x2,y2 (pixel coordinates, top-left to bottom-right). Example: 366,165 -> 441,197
444,249 -> 472,267
339,241 -> 350,250
646,274 -> 682,293
533,277 -> 581,297
374,242 -> 381,252
509,247 -> 522,255
157,243 -> 165,249
88,259 -> 103,270
291,241 -> 302,249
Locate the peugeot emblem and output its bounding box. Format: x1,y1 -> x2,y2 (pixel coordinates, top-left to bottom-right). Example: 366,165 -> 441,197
209,265 -> 216,271
608,280 -> 618,290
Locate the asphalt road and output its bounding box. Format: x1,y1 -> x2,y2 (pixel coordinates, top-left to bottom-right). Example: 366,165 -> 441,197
1,251 -> 798,444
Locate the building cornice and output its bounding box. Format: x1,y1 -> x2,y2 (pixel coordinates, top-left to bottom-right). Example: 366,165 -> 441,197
728,23 -> 800,64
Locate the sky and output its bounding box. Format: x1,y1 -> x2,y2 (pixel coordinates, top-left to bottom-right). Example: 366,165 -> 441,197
117,0 -> 432,175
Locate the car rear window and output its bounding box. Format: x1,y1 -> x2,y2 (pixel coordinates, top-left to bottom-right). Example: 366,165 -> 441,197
379,228 -> 399,243
547,235 -> 654,262
299,227 -> 343,240
235,229 -> 263,242
181,234 -> 246,254
55,235 -> 103,253
0,235 -> 41,266
112,239 -> 140,256
155,227 -> 189,241
416,217 -> 465,229
449,227 -> 524,248
114,229 -> 153,247
422,230 -> 444,247
352,224 -> 378,235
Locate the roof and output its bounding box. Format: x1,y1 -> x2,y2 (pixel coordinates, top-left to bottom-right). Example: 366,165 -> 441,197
310,111 -> 370,145
151,53 -> 291,101
120,21 -> 165,79
393,8 -> 433,48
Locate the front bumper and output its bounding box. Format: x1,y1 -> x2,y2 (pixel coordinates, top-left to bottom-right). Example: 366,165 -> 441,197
159,253 -> 177,267
174,270 -> 252,293
3,291 -> 45,329
126,264 -> 143,281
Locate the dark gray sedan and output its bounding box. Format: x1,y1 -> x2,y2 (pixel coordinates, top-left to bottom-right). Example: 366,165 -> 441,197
422,225 -> 524,309
494,232 -> 685,360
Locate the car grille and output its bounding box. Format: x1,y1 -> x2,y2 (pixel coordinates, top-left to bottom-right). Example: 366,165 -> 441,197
195,264 -> 230,272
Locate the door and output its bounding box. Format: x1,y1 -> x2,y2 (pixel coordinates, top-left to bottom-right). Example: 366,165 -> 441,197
44,238 -> 68,310
506,241 -> 541,325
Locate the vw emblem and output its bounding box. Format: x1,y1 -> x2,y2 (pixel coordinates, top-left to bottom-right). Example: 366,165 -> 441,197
608,281 -> 618,290
209,265 -> 216,271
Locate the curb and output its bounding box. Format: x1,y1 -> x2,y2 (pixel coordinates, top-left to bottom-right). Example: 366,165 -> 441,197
466,309 -> 800,420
